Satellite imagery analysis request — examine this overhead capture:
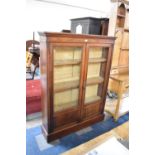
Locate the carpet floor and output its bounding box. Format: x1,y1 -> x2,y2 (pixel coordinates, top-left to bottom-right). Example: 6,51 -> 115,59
26,113 -> 129,155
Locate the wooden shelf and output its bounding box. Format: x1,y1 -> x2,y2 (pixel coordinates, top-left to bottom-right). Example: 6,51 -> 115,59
54,77 -> 104,92
118,65 -> 129,69
85,96 -> 101,104
117,14 -> 125,18
88,58 -> 106,63
55,100 -> 78,112
124,28 -> 129,32
87,77 -> 104,85
54,59 -> 81,66
110,74 -> 129,83
54,80 -> 79,93
115,27 -> 129,33
121,48 -> 129,51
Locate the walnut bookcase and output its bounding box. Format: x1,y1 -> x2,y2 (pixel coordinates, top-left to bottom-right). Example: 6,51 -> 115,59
39,32 -> 115,142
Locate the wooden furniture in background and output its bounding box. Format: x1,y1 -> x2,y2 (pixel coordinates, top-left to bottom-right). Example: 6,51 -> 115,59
106,0 -> 129,120
61,29 -> 71,33
108,0 -> 129,70
26,40 -> 40,51
105,72 -> 129,121
39,32 -> 115,142
62,121 -> 129,155
26,51 -> 33,69
101,18 -> 109,35
26,40 -> 40,80
26,40 -> 40,65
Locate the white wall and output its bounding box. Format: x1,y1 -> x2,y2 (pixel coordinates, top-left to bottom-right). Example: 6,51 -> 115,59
26,0 -> 111,41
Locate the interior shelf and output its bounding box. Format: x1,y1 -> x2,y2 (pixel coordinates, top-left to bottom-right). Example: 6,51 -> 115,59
55,56 -> 107,66
54,59 -> 81,66
87,77 -> 104,85
55,100 -> 78,112
85,96 -> 101,104
54,77 -> 104,92
54,80 -> 79,93
88,58 -> 106,63
121,48 -> 129,51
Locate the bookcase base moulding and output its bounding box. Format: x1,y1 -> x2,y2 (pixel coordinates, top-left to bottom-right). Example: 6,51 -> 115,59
42,114 -> 104,142
39,32 -> 115,142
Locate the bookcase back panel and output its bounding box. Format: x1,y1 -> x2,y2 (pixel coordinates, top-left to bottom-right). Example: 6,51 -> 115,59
87,63 -> 101,78
85,85 -> 101,104
54,65 -> 80,83
89,47 -> 102,58
54,88 -> 79,112
89,47 -> 107,59
54,47 -> 82,60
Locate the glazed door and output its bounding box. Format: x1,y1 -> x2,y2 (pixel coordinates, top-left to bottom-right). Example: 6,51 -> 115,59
82,44 -> 112,119
51,43 -> 85,128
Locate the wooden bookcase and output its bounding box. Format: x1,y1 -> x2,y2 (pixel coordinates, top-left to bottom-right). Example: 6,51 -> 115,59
106,0 -> 129,121
39,32 -> 115,142
108,1 -> 129,71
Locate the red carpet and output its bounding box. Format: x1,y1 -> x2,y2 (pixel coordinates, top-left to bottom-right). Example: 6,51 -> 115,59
26,80 -> 41,114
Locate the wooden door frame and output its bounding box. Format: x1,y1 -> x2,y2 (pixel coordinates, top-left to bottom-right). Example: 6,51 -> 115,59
81,43 -> 113,118
100,45 -> 114,112
48,42 -> 86,130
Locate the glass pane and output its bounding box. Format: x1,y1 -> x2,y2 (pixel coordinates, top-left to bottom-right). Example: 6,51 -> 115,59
87,63 -> 101,78
85,84 -> 101,104
53,46 -> 82,112
84,47 -> 108,104
54,47 -> 81,61
54,65 -> 80,83
54,88 -> 79,112
89,47 -> 107,59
